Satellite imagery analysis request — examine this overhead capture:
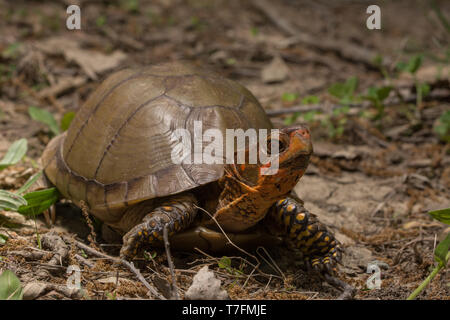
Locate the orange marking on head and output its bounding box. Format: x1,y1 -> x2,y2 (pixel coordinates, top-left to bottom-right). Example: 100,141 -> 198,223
286,204 -> 295,212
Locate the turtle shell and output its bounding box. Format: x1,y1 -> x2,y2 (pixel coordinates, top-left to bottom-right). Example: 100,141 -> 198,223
42,62 -> 273,216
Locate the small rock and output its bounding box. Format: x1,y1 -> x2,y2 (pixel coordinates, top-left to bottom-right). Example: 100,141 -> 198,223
184,266 -> 229,300
341,245 -> 373,270
402,221 -> 422,230
23,282 -> 47,300
261,56 -> 289,83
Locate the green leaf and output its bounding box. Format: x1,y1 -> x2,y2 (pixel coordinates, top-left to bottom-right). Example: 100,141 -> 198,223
0,234 -> 8,245
395,61 -> 408,72
218,256 -> 231,269
328,77 -> 358,100
328,82 -> 347,99
418,83 -> 430,98
284,112 -> 300,126
28,106 -> 60,136
429,208 -> 450,225
0,138 -> 27,170
250,27 -> 259,36
377,86 -> 393,101
96,16 -> 106,27
301,95 -> 320,105
1,43 -> 21,59
16,171 -> 43,195
434,233 -> 450,266
17,188 -> 60,217
345,77 -> 359,96
282,92 -> 299,102
303,110 -> 318,122
0,190 -> 27,211
0,270 -> 23,300
406,54 -> 423,74
372,54 -> 383,67
60,111 -> 75,132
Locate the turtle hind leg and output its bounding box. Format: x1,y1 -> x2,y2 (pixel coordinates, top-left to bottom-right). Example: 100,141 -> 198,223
268,196 -> 342,273
120,193 -> 198,260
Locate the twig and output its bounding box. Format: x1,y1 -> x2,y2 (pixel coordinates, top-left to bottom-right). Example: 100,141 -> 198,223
163,225 -> 180,300
193,205 -> 260,266
62,235 -> 166,300
323,274 -> 356,300
256,246 -> 285,280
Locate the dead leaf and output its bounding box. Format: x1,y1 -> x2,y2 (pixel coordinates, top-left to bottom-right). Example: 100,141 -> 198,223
65,49 -> 126,80
36,37 -> 127,80
38,76 -> 87,99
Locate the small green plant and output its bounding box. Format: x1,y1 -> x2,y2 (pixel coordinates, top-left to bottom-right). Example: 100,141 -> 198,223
407,208 -> 450,300
0,138 -> 60,222
1,43 -> 22,60
28,106 -> 60,136
218,256 -> 244,276
60,111 -> 75,132
250,27 -> 259,37
190,16 -> 206,30
0,270 -> 23,300
434,110 -> 450,143
96,16 -> 106,28
143,250 -> 157,261
281,92 -> 299,103
106,291 -> 117,300
28,108 -> 75,136
328,76 -> 360,106
120,0 -> 140,13
396,54 -> 429,108
283,95 -> 319,126
362,85 -> 393,120
0,233 -> 7,245
0,138 -> 27,170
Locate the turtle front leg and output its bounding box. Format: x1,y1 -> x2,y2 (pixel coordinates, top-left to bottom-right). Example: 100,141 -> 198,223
120,193 -> 198,259
268,196 -> 342,273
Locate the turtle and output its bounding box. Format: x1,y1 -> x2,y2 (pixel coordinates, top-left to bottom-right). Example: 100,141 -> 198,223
40,61 -> 343,274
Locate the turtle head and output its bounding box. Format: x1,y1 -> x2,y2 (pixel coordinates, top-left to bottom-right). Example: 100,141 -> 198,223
226,125 -> 312,197
268,125 -> 312,172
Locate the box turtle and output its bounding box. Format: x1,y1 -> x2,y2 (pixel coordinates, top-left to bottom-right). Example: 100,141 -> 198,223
40,61 -> 343,275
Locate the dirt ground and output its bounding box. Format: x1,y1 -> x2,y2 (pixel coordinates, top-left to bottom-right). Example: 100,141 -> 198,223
0,0 -> 449,300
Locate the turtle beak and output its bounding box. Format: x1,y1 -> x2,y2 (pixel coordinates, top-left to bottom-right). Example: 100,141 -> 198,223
289,126 -> 312,155
288,125 -> 313,156
276,125 -> 312,170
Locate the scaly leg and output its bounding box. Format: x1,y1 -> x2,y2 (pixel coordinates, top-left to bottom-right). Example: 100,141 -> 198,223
268,196 -> 342,273
120,193 -> 198,259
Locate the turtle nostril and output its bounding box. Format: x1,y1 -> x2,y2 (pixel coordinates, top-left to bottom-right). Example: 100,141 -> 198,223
296,128 -> 310,139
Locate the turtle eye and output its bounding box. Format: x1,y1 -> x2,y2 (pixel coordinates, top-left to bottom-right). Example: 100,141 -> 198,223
266,138 -> 286,155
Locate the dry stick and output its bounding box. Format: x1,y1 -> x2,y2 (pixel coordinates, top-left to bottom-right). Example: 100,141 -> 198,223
256,246 -> 285,280
193,205 -> 260,266
163,224 -> 180,300
193,205 -> 286,289
61,235 -> 166,300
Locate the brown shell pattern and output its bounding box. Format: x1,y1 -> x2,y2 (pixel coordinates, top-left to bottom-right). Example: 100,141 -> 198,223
41,62 -> 273,212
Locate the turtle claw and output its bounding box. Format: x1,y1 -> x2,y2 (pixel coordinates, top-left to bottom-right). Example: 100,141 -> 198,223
120,193 -> 198,260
